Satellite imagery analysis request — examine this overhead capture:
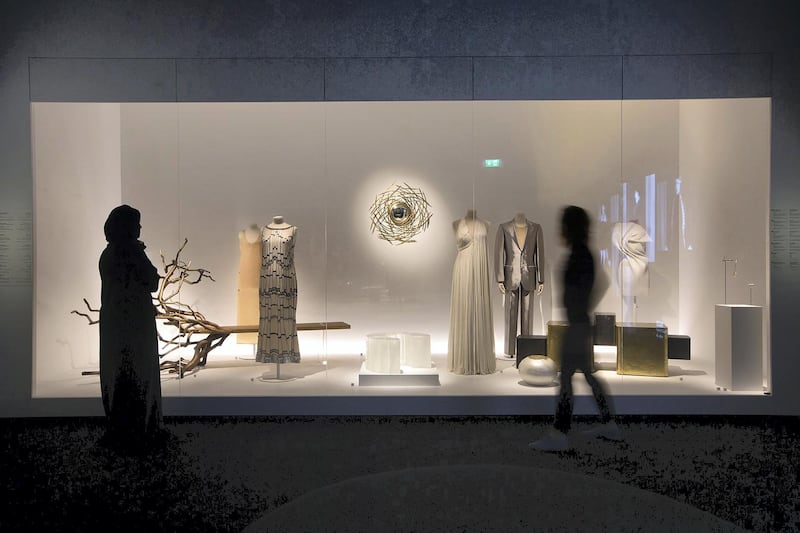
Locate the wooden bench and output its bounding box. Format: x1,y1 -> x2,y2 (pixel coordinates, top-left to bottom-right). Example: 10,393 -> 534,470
165,321 -> 351,377
84,321 -> 351,378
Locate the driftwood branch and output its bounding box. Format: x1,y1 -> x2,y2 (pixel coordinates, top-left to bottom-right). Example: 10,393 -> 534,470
73,239 -> 222,373
70,298 -> 100,325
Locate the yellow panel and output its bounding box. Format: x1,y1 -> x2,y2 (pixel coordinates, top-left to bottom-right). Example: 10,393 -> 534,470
616,322 -> 668,377
546,320 -> 595,373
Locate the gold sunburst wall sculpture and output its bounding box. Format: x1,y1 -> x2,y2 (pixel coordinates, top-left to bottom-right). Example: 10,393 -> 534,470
369,182 -> 433,245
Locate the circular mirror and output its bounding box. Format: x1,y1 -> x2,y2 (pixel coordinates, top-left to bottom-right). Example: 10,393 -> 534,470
369,182 -> 432,245
389,201 -> 412,226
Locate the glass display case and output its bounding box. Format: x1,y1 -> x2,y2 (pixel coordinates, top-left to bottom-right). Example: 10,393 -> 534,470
30,98 -> 771,405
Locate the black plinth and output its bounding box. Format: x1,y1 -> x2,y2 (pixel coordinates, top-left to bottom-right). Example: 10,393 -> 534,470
594,312 -> 616,345
667,335 -> 691,360
516,335 -> 547,367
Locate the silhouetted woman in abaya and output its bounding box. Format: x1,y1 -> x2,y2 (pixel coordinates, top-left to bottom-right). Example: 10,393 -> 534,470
99,205 -> 163,446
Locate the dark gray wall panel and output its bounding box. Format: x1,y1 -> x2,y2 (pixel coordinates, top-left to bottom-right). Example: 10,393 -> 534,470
29,58 -> 176,102
770,53 -> 800,206
0,58 -> 33,206
6,1 -> 797,59
0,57 -> 34,408
623,54 -> 772,99
611,0 -> 786,55
177,58 -> 325,101
768,52 -> 800,398
325,58 -> 472,100
322,1 -> 622,57
474,56 -> 622,100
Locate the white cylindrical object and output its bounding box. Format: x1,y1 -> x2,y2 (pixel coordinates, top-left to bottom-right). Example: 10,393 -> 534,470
366,334 -> 401,374
399,332 -> 431,368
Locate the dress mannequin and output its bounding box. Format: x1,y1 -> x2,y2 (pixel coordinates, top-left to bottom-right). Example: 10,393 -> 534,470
447,209 -> 496,375
612,221 -> 650,322
257,215 -> 301,364
495,212 -> 545,357
236,224 -> 261,344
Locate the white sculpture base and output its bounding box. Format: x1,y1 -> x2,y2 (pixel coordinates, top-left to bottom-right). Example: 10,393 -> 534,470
715,304 -> 763,391
358,362 -> 441,387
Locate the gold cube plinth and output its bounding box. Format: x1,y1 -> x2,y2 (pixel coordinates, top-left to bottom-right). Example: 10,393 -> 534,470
546,320 -> 595,373
615,322 -> 668,377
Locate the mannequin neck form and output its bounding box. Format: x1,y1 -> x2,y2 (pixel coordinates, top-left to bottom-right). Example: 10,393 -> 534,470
268,215 -> 291,229
454,209 -> 484,233
243,224 -> 260,242
514,213 -> 528,246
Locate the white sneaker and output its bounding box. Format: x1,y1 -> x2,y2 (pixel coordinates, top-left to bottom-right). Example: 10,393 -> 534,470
582,421 -> 623,441
529,429 -> 570,452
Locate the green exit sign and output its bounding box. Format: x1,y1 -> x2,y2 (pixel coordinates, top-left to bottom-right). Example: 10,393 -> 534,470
483,159 -> 502,168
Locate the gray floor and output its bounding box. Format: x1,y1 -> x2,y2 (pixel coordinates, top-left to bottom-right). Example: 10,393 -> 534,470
245,464 -> 747,532
1,415 -> 798,532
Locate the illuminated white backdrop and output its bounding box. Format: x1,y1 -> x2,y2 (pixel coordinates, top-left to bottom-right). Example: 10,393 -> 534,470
31,99 -> 770,395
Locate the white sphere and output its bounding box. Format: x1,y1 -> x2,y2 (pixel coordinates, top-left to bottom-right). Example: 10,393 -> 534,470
519,355 -> 557,386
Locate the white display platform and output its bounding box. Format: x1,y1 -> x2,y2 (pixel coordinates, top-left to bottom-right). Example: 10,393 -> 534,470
715,304 -> 763,391
358,362 -> 441,387
32,347 -> 773,418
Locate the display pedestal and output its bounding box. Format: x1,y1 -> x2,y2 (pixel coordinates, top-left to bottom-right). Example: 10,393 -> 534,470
516,335 -> 547,368
715,304 -> 762,391
667,335 -> 691,360
594,313 -> 616,345
616,322 -> 668,377
546,321 -> 595,372
358,363 -> 440,386
546,321 -> 568,369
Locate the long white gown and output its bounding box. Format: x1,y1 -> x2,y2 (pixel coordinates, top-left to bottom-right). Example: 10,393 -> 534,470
447,217 -> 496,375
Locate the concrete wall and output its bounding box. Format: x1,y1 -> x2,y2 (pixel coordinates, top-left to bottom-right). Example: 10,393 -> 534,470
2,0 -> 799,415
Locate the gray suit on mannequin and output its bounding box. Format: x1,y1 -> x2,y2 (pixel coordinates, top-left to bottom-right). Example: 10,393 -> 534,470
495,214 -> 545,356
